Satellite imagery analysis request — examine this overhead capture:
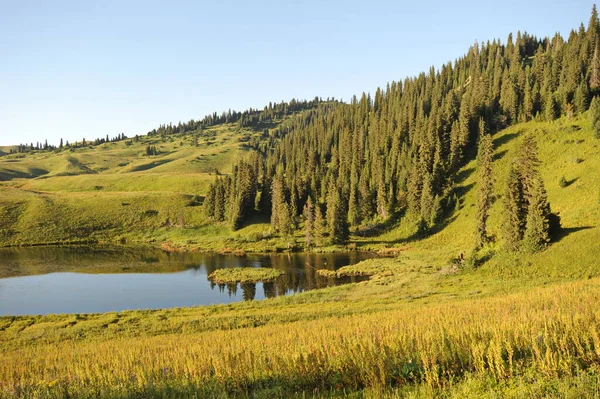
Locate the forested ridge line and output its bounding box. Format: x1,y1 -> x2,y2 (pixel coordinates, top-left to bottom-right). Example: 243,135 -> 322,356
203,6 -> 600,249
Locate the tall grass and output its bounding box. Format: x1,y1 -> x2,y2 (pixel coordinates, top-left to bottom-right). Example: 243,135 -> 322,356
2,278 -> 600,398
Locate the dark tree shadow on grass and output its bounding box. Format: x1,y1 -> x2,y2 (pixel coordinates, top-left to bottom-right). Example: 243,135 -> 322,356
493,149 -> 508,162
454,183 -> 475,200
128,159 -> 173,172
493,131 -> 521,148
454,168 -> 474,185
552,226 -> 595,243
561,177 -> 579,187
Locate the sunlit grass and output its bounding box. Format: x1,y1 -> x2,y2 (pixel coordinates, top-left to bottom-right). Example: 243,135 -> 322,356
208,267 -> 284,283
3,278 -> 600,397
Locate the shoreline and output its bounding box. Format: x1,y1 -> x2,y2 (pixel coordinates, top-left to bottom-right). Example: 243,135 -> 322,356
0,239 -> 391,257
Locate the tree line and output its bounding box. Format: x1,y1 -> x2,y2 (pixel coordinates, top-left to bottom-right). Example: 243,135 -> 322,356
9,95 -> 332,156
147,97 -> 334,137
12,133 -> 129,155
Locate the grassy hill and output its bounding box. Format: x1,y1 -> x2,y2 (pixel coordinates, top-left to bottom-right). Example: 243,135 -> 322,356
1,114 -> 599,397
0,121 -> 271,247
372,115 -> 600,276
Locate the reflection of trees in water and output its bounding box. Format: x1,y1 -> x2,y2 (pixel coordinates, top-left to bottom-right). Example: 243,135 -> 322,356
249,252 -> 375,296
227,283 -> 237,296
3,247 -> 374,299
241,283 -> 256,301
216,283 -> 239,297
0,246 -> 193,277
5,247 -> 371,279
214,282 -> 259,301
202,252 -> 373,301
263,282 -> 276,299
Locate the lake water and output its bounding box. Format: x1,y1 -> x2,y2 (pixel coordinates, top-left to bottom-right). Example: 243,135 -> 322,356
0,247 -> 374,316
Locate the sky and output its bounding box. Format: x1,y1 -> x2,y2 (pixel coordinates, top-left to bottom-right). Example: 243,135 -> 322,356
0,0 -> 595,146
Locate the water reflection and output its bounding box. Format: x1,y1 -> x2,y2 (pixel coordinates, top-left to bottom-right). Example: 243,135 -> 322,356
0,247 -> 375,316
214,273 -> 370,300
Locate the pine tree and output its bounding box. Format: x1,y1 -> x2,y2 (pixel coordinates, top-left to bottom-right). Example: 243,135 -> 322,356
518,135 -> 541,204
420,173 -> 435,228
279,202 -> 293,237
204,183 -> 216,219
544,92 -> 557,121
500,74 -> 518,123
289,188 -> 299,231
270,175 -> 286,232
523,76 -> 534,120
303,197 -> 315,247
376,176 -> 389,219
589,95 -> 600,138
475,119 -> 494,249
406,161 -> 422,216
502,164 -> 526,251
588,4 -> 600,47
314,203 -> 325,247
348,182 -> 360,227
229,161 -> 258,230
210,177 -> 226,222
326,182 -> 349,244
214,180 -> 226,222
574,80 -> 590,113
591,43 -> 600,94
449,120 -> 461,170
523,176 -> 551,252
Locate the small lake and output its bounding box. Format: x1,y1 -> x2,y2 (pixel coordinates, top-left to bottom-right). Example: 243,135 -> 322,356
0,247 -> 374,316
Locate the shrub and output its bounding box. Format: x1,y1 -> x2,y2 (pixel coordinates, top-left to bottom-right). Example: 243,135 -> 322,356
247,232 -> 263,242
559,176 -> 568,188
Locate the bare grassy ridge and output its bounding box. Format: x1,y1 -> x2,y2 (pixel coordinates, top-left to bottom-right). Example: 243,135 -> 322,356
0,123 -> 266,248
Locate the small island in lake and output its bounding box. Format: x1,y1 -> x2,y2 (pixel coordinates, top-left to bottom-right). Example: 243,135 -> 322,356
208,267 -> 284,284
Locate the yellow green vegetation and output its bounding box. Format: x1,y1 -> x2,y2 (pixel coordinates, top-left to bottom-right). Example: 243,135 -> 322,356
0,115 -> 599,397
316,258 -> 388,278
0,123 -> 266,248
3,276 -> 600,398
208,267 -> 284,284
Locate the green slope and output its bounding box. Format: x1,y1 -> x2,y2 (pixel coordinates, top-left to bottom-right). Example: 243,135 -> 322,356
0,122 -> 269,247
352,115 -> 600,279
1,115 -> 599,398
0,113 -> 598,260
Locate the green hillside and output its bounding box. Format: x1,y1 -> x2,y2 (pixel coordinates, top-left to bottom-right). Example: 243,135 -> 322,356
0,121 -> 270,247
376,115 -> 600,277
1,115 -> 599,398
2,109 -> 596,265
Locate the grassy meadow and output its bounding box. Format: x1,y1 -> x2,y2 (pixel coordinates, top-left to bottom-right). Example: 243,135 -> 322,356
0,123 -> 256,248
0,114 -> 599,397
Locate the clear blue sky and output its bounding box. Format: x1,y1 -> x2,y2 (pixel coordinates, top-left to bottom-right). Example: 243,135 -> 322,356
0,0 -> 595,146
